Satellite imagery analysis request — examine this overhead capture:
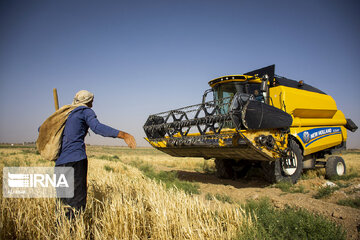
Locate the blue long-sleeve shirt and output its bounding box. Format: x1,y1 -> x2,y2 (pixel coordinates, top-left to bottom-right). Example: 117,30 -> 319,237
55,106 -> 119,166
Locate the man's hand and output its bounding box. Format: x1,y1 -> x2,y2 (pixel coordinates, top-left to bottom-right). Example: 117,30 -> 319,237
124,134 -> 136,149
117,131 -> 136,149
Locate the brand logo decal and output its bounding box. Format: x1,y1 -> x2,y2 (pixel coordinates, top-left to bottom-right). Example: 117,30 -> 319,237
303,131 -> 310,143
298,127 -> 341,147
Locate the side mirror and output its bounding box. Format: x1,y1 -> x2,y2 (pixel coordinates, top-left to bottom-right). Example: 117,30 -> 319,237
202,89 -> 213,105
260,74 -> 269,92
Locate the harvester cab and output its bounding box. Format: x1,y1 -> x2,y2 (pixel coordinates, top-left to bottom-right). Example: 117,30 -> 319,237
144,65 -> 357,183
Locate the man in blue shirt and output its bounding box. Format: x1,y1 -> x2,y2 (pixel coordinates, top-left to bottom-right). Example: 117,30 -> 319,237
56,90 -> 136,219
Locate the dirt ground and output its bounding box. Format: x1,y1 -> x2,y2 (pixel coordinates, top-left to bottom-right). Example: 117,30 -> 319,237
175,169 -> 360,240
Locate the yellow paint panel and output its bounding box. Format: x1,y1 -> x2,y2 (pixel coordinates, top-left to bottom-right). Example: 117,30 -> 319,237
303,133 -> 343,155
269,86 -> 338,117
290,126 -> 345,156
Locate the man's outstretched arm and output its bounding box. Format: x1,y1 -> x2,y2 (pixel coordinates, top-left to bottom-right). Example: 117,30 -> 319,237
84,108 -> 136,148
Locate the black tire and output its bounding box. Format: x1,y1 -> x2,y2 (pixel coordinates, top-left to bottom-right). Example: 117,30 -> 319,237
325,156 -> 346,179
233,161 -> 252,179
215,159 -> 235,179
261,139 -> 303,184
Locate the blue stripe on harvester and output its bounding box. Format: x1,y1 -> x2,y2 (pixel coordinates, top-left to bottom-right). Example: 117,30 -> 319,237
305,132 -> 341,147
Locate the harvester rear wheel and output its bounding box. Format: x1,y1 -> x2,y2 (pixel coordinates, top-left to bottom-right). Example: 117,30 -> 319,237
325,156 -> 346,179
215,159 -> 235,179
261,139 -> 303,184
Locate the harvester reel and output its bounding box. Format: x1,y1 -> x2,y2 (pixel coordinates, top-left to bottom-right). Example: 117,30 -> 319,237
164,110 -> 190,137
144,115 -> 166,139
194,104 -> 223,135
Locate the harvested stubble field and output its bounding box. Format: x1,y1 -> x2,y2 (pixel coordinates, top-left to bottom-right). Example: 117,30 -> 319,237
0,145 -> 359,239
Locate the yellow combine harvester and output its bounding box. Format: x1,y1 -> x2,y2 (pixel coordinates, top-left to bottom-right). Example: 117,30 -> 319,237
144,65 -> 357,183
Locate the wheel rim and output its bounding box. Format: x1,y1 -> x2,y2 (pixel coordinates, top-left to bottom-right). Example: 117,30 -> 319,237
336,162 -> 345,176
282,152 -> 297,176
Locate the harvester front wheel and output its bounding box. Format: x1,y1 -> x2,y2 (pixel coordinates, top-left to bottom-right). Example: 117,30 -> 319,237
261,139 -> 303,184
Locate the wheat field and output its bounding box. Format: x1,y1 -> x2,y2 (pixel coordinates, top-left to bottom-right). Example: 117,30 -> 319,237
1,145 -> 356,239
0,146 -> 254,240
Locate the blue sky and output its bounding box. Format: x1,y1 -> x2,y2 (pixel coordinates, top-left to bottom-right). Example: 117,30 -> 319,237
0,0 -> 359,148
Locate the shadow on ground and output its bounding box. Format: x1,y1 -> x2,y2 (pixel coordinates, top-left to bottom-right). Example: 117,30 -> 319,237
175,170 -> 270,189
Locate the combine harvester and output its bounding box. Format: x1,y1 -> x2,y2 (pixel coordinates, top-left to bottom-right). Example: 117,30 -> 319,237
144,65 -> 357,183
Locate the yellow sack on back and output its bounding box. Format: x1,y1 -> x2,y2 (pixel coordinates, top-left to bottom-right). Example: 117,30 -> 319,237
36,105 -> 80,161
